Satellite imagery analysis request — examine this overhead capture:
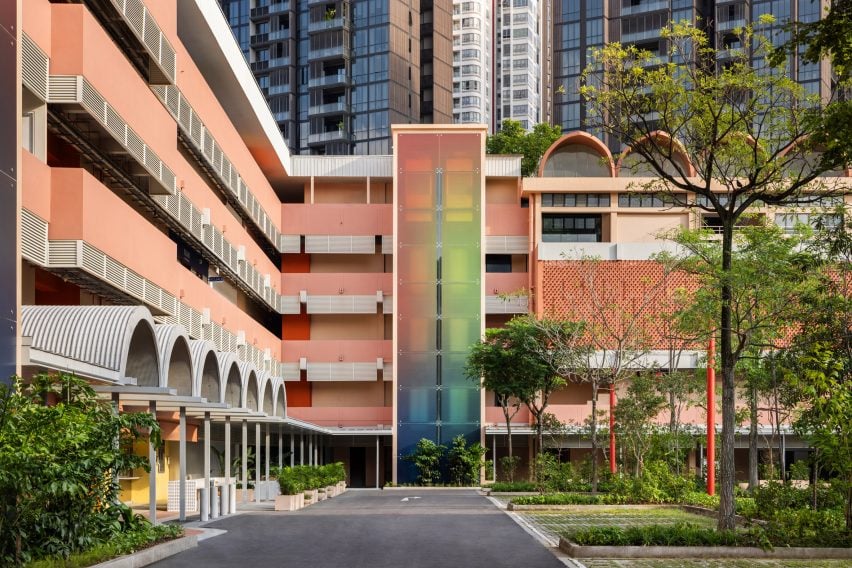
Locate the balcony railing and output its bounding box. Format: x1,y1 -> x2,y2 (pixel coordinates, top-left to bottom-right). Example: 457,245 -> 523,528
308,71 -> 350,88
308,101 -> 349,115
717,18 -> 747,32
269,28 -> 292,41
309,44 -> 351,60
307,129 -> 349,144
620,28 -> 662,43
620,0 -> 669,16
308,18 -> 351,33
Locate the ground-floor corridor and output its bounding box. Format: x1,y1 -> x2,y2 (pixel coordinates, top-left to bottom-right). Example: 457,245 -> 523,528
151,489 -> 565,568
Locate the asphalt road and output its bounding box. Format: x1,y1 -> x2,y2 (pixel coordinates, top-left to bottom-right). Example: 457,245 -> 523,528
152,489 -> 565,568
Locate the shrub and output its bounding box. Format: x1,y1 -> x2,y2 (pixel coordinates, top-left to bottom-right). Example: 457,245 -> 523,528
405,439 -> 445,486
0,374 -> 161,565
499,455 -> 521,482
511,493 -> 605,506
571,523 -> 759,548
763,508 -> 852,548
447,435 -> 486,486
753,481 -> 844,512
533,454 -> 593,493
488,481 -> 537,492
681,491 -> 720,510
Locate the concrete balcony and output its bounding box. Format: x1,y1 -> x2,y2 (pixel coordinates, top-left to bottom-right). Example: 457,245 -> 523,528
282,272 -> 392,296
282,204 -> 392,236
619,0 -> 669,15
307,129 -> 350,144
308,18 -> 351,34
308,71 -> 350,89
287,406 -> 392,427
282,339 -> 391,364
309,44 -> 351,61
308,101 -> 349,116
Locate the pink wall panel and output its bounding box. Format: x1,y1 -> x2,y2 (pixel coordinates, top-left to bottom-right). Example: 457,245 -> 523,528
485,204 -> 528,236
281,204 -> 392,235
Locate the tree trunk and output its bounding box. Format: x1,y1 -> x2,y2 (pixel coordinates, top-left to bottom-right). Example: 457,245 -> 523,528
590,381 -> 599,493
502,403 -> 514,482
748,385 -> 759,490
718,221 -> 737,531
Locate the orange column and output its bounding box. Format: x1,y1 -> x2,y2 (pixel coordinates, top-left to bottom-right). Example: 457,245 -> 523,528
707,337 -> 716,496
609,387 -> 616,474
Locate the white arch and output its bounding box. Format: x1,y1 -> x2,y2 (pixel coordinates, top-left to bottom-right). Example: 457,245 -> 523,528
240,362 -> 260,411
154,324 -> 193,395
259,372 -> 274,415
217,352 -> 242,407
21,305 -> 159,386
272,378 -> 287,418
189,339 -> 220,401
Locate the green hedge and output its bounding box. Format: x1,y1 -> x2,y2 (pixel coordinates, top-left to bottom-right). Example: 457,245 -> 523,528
512,493 -> 606,505
486,481 -> 537,492
272,463 -> 346,494
572,523 -> 762,548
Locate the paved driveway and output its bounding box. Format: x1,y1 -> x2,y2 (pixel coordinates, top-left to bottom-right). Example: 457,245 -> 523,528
152,489 -> 564,568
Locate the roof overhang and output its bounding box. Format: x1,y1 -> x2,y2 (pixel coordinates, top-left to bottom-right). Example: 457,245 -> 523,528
178,0 -> 292,184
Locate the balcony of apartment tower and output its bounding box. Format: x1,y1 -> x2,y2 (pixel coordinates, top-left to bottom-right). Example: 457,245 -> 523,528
307,116 -> 353,151
618,0 -> 670,17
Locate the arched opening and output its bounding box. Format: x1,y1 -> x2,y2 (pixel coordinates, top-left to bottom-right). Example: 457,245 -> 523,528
156,326 -> 193,396
244,371 -> 259,412
262,380 -> 274,415
198,352 -> 220,402
617,132 -> 694,177
540,132 -> 615,177
274,384 -> 286,417
126,323 -> 159,387
190,340 -> 220,402
222,363 -> 242,407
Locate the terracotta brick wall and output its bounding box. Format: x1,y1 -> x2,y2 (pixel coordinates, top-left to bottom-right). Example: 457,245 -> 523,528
539,260 -> 698,348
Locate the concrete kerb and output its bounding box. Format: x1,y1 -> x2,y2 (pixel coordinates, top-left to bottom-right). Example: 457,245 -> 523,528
558,538 -> 852,560
382,486 -> 482,491
91,532 -> 198,568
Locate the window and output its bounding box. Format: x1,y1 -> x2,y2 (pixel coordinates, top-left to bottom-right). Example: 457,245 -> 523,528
618,193 -> 670,208
542,193 -> 610,207
542,214 -> 602,242
485,254 -> 512,273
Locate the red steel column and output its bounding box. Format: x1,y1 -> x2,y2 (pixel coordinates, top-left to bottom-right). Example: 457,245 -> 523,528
707,337 -> 716,496
609,386 -> 616,474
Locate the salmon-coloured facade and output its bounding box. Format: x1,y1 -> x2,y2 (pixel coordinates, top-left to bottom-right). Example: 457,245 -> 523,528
14,0 -> 851,514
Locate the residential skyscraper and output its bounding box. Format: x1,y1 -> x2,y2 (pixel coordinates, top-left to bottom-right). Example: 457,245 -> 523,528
550,1 -> 831,150
220,0 -> 453,155
452,0 -> 492,126
493,0 -> 543,130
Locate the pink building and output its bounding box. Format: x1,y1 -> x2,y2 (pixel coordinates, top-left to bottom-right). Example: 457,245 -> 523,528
10,0 -> 849,515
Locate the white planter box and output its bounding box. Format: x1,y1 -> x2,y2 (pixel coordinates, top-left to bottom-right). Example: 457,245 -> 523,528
317,490 -> 328,501
303,489 -> 318,505
274,493 -> 304,511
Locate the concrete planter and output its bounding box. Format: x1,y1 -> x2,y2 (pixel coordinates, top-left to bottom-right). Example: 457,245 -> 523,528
337,481 -> 346,493
326,485 -> 337,497
274,493 -> 304,511
303,489 -> 318,505
93,534 -> 198,567
317,489 -> 328,501
559,538 -> 852,560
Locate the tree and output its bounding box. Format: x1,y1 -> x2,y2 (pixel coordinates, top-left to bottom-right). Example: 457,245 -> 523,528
0,373 -> 160,564
446,435 -> 487,486
465,325 -> 542,480
486,119 -> 561,176
404,438 -> 445,486
581,20 -> 848,529
517,316 -> 589,457
774,0 -> 852,82
781,208 -> 852,530
614,371 -> 667,476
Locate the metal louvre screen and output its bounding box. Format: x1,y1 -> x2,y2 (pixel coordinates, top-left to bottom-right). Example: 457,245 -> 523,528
395,131 -> 483,483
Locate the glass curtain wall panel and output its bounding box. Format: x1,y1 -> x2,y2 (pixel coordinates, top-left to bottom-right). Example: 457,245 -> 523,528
395,131 -> 483,483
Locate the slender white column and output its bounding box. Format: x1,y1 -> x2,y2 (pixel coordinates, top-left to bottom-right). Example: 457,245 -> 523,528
204,411 -> 211,519
225,416 -> 231,513
290,434 -> 295,467
255,423 -> 261,503
376,435 -> 380,488
242,419 -> 248,503
148,400 -> 157,525
179,406 -> 186,521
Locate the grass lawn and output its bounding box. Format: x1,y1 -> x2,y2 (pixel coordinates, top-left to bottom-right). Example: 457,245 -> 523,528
580,561 -> 852,568
518,507 -> 715,542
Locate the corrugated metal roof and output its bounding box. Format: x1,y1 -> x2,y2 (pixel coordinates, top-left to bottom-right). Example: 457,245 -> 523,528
154,324 -> 192,395
290,155 -> 393,178
21,305 -> 159,384
189,339 -> 220,400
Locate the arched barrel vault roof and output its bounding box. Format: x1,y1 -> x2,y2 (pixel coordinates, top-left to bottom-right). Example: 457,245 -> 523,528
240,362 -> 260,411
217,352 -> 242,406
259,372 -> 274,415
616,131 -> 696,177
154,324 -> 193,394
21,305 -> 159,385
538,131 -> 615,177
189,339 -> 221,400
273,379 -> 287,418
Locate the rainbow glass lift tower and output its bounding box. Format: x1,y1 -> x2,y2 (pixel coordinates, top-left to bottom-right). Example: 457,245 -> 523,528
393,125 -> 485,483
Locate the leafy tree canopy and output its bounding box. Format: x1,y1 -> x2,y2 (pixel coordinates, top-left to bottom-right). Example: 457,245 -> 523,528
486,119 -> 562,176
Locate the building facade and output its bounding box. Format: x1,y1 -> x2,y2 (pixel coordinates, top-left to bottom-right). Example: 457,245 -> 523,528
220,0 -> 453,155
493,0 -> 543,131
15,0 -> 850,512
550,0 -> 831,149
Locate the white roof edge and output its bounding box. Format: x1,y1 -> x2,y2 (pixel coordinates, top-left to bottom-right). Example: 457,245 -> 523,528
189,0 -> 292,174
